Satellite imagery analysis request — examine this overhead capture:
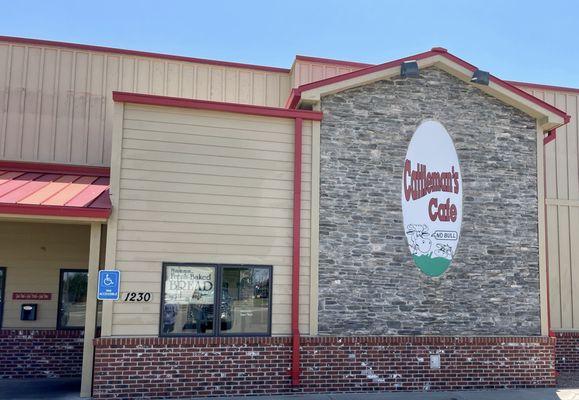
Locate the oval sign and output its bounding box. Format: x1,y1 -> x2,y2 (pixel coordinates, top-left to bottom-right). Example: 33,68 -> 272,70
401,120 -> 462,277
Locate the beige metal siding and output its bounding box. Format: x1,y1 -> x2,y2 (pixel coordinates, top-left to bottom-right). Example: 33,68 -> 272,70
517,85 -> 579,330
111,104 -> 312,336
0,221 -> 90,329
0,41 -> 291,167
290,59 -> 363,88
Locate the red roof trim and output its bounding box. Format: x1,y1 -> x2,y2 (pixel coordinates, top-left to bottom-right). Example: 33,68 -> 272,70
0,203 -> 110,219
113,91 -> 323,121
441,52 -> 570,123
0,35 -> 290,74
289,49 -> 571,123
507,80 -> 579,95
295,50 -> 436,94
295,55 -> 373,68
0,160 -> 110,177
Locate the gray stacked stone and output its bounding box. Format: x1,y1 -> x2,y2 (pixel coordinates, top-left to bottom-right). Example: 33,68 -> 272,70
318,67 -> 540,336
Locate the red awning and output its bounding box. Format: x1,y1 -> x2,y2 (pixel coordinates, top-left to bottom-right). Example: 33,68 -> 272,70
0,161 -> 111,219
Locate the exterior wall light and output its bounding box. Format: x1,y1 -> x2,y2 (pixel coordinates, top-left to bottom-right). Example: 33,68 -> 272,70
471,69 -> 490,85
401,61 -> 419,78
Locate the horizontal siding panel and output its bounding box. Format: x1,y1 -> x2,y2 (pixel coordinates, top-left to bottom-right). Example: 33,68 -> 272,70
121,148 -> 312,174
118,199 -> 310,219
123,128 -> 311,153
116,251 -> 310,267
124,106 -> 295,132
123,118 -> 310,144
120,168 -> 312,192
114,104 -> 312,336
116,220 -> 310,238
118,210 -> 311,229
119,188 -> 307,210
117,241 -> 297,257
122,158 -> 310,182
120,178 -> 312,201
117,230 -> 310,248
122,138 -> 310,163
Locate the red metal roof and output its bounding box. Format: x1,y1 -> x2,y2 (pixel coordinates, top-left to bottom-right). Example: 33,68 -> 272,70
0,161 -> 111,219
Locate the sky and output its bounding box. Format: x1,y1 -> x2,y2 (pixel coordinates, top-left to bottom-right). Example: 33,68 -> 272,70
2,0 -> 578,87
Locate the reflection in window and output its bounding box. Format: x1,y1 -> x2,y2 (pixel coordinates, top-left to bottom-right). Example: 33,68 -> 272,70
220,267 -> 270,335
58,270 -> 88,329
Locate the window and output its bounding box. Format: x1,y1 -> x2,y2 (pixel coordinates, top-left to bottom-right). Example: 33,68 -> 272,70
57,269 -> 88,329
0,267 -> 5,328
160,263 -> 272,337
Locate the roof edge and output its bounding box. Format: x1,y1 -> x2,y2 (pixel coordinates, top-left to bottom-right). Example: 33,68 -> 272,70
114,91 -> 323,121
0,203 -> 110,220
291,49 -> 570,126
0,35 -> 290,74
0,160 -> 110,176
508,80 -> 579,95
295,55 -> 373,68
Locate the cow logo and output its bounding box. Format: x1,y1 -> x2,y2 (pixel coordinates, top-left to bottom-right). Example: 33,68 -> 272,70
401,120 -> 462,277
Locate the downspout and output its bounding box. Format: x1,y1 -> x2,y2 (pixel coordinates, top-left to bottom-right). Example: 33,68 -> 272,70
544,129 -> 556,338
291,117 -> 303,386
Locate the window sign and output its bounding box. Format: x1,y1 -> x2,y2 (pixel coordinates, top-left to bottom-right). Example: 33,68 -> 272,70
401,120 -> 462,277
164,266 -> 215,305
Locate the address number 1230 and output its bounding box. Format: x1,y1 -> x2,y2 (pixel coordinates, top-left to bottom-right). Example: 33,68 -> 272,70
123,292 -> 152,302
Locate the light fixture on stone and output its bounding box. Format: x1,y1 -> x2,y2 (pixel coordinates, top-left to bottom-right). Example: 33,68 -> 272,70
471,69 -> 490,85
401,61 -> 419,78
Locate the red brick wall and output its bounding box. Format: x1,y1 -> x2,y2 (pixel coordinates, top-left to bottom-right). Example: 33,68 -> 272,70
0,329 -> 84,379
555,332 -> 579,372
93,336 -> 555,399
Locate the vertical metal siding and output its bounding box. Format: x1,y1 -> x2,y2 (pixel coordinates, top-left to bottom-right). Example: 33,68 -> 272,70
290,59 -> 361,88
517,85 -> 579,330
0,42 -> 291,167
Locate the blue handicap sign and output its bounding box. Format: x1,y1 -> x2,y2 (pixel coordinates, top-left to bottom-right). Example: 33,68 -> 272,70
97,270 -> 120,300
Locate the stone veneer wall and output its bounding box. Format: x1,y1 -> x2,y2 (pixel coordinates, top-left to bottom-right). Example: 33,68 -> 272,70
92,336 -> 555,399
0,329 -> 84,379
318,68 -> 540,336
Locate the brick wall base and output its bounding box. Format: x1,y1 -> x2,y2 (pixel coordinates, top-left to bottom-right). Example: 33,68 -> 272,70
0,329 -> 84,379
93,336 -> 555,399
555,332 -> 579,372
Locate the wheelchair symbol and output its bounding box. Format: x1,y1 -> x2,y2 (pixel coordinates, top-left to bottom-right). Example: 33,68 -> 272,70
103,274 -> 114,286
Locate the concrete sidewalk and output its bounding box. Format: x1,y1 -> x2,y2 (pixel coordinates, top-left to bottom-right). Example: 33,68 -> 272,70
1,380 -> 579,400
192,389 -> 579,400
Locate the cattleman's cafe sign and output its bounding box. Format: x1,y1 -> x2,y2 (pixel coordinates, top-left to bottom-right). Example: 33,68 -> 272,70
401,120 -> 462,277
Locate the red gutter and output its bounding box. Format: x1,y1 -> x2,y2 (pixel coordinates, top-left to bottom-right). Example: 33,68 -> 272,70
113,92 -> 322,121
0,203 -> 110,219
544,130 -> 557,145
291,118 -> 303,386
0,160 -> 110,177
544,129 -> 555,337
0,35 -> 290,74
